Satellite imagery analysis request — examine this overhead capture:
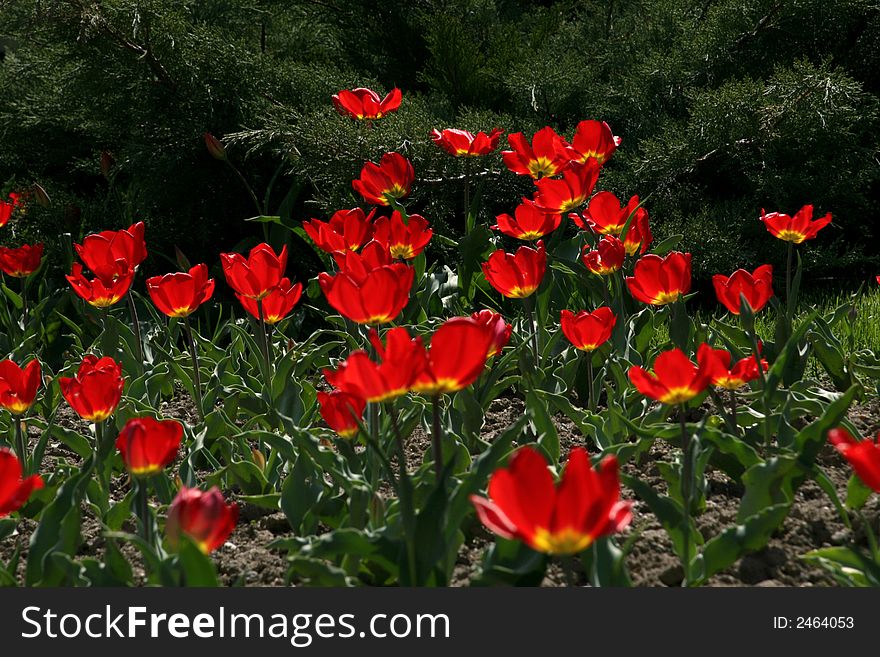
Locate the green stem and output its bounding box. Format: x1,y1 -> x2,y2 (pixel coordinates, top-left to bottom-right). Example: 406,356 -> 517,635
464,158 -> 473,231
135,476 -> 153,549
708,388 -> 737,435
183,316 -> 205,422
127,292 -> 145,373
21,276 -> 29,327
785,241 -> 794,319
748,328 -> 771,449
585,353 -> 595,413
525,296 -> 540,368
14,417 -> 27,475
432,394 -> 443,484
679,404 -> 692,587
95,420 -> 109,493
387,403 -> 418,586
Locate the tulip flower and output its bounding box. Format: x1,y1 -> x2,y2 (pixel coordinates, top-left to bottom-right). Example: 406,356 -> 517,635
761,205 -> 832,244
582,235 -> 625,275
58,355 -> 124,422
628,348 -> 716,404
372,211 -> 433,259
319,242 -> 414,324
532,160 -> 600,214
220,243 -> 287,300
471,446 -> 631,556
828,428 -> 880,492
237,277 -> 303,324
430,128 -> 503,157
572,191 -> 640,236
411,318 -> 495,395
0,359 -> 41,415
502,127 -> 573,179
622,205 -> 653,255
0,192 -> 22,228
493,201 -> 561,241
560,307 -> 616,351
696,344 -> 766,390
0,243 -> 43,277
0,449 -> 43,518
482,241 -> 547,299
203,132 -> 227,160
471,309 -> 512,357
318,390 -> 367,439
75,221 -> 147,281
323,327 -> 427,402
146,264 -> 215,318
66,262 -> 134,308
115,416 -> 183,476
166,486 -> 239,554
332,87 -> 402,120
303,208 -> 376,254
713,264 -> 774,315
569,119 -> 621,165
352,152 -> 414,206
626,252 -> 692,306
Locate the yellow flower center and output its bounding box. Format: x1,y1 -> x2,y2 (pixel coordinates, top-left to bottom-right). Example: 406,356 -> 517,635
651,290 -> 682,305
774,229 -> 806,244
531,527 -> 595,555
659,387 -> 699,404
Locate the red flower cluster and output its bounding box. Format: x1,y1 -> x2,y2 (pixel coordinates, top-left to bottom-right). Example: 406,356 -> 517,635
333,87 -> 402,120
0,243 -> 43,278
0,359 -> 41,415
352,153 -> 414,206
59,355 -> 124,422
431,128 -> 503,157
0,449 -> 43,518
166,486 -> 238,554
471,446 -> 631,555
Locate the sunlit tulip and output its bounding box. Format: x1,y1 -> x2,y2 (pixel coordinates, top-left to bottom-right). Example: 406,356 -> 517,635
237,277 -> 303,324
828,428 -> 880,492
0,192 -> 22,228
569,119 -> 621,165
317,390 -> 366,439
352,152 -> 414,206
220,243 -> 287,300
572,191 -> 640,236
501,127 -> 572,178
59,355 -> 124,422
75,222 -> 147,282
712,264 -> 774,315
0,359 -> 41,415
493,201 -> 561,241
0,449 -> 43,517
582,235 -> 625,275
372,211 -> 433,259
115,416 -> 183,476
482,241 -> 547,299
761,205 -> 831,244
166,486 -> 238,554
622,205 -> 652,255
696,344 -> 766,390
411,318 -> 494,395
471,446 -> 631,555
626,252 -> 692,306
430,128 -> 503,157
67,262 -> 134,308
628,347 -> 716,404
533,160 -> 600,213
147,264 -> 215,318
332,87 -> 402,120
303,208 -> 376,254
0,243 -> 43,277
560,307 -> 616,351
470,309 -> 512,358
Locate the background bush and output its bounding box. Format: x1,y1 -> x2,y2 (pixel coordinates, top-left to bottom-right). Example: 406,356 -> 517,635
0,0 -> 878,294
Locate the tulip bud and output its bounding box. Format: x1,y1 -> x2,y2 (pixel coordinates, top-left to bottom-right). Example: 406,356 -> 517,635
204,132 -> 227,161
251,447 -> 266,470
100,151 -> 115,179
32,183 -> 50,208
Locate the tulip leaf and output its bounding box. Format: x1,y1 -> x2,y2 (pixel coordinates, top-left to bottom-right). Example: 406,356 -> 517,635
802,546 -> 880,587
845,474 -> 873,511
176,536 -> 219,587
650,234 -> 683,256
1,283 -> 23,310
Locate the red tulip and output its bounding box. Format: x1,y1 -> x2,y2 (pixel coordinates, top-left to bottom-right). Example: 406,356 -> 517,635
471,446 -> 631,555
332,87 -> 402,120
237,277 -> 303,324
66,262 -> 134,308
303,208 -> 376,254
532,160 -> 600,213
622,205 -> 652,255
352,152 -> 414,206
166,486 -> 238,554
828,428 -> 880,492
560,308 -> 616,351
146,263 -> 215,318
319,242 -> 414,325
323,327 -> 427,402
59,355 -> 124,422
411,318 -> 494,395
482,241 -> 547,299
713,264 -> 774,315
572,191 -> 640,236
0,192 -> 22,228
0,243 -> 43,277
493,201 -> 561,241
501,127 -> 573,178
582,235 -> 625,275
430,128 -> 503,157
696,344 -> 766,390
115,416 -> 183,476
75,222 -> 147,281
220,243 -> 287,300
372,211 -> 433,259
0,359 -> 41,415
317,390 -> 366,439
203,132 -> 227,160
569,119 -> 621,165
0,449 -> 43,517
761,205 -> 831,244
628,347 -> 716,404
626,252 -> 692,306
471,309 -> 512,358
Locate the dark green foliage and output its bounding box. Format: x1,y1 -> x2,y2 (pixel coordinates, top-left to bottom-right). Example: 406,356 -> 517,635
0,0 -> 878,286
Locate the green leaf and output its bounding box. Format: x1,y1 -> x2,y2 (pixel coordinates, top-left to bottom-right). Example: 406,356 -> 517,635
845,474 -> 874,511
177,536 -> 219,587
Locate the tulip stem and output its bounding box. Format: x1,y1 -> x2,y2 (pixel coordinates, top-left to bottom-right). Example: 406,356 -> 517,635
748,328 -> 771,449
432,394 -> 443,484
525,297 -> 540,369
785,241 -> 794,318
127,292 -> 145,373
585,355 -> 595,412
463,158 -> 473,231
14,417 -> 28,476
21,276 -> 29,327
183,316 -> 205,422
386,403 -> 418,586
708,388 -> 737,435
679,404 -> 692,587
257,299 -> 274,385
95,420 -> 109,493
135,476 -> 153,549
